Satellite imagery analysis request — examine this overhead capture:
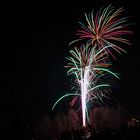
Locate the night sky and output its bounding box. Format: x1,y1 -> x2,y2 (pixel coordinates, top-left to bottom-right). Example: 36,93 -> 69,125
1,0 -> 140,119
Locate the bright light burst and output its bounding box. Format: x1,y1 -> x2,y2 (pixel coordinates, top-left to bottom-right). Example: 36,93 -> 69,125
70,5 -> 132,59
52,44 -> 119,126
52,5 -> 132,127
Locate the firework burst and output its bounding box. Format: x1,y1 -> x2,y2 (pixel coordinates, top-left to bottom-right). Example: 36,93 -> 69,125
52,5 -> 133,127
70,5 -> 132,59
52,44 -> 119,126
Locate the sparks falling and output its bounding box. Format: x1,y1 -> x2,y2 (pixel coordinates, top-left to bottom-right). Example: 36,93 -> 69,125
52,44 -> 119,126
70,4 -> 132,59
52,5 -> 132,127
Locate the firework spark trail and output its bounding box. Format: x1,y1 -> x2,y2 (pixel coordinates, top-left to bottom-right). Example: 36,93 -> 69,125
52,5 -> 132,127
70,5 -> 132,59
52,44 -> 119,126
81,66 -> 90,127
73,44 -> 118,127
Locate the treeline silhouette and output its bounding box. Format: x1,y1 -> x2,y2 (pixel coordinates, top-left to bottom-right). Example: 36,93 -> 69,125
0,106 -> 139,140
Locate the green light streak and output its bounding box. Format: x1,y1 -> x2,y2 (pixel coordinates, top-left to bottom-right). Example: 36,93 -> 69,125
52,93 -> 81,110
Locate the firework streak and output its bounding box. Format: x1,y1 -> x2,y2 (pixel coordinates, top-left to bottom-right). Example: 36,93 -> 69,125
70,5 -> 132,59
52,5 -> 132,127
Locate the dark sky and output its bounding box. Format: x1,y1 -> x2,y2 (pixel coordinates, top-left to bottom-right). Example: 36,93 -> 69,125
1,0 -> 140,118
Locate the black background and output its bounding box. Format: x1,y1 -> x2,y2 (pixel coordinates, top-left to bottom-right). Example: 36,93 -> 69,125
1,0 -> 140,120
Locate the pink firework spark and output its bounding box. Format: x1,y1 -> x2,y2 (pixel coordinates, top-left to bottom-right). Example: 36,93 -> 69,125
70,5 -> 133,59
